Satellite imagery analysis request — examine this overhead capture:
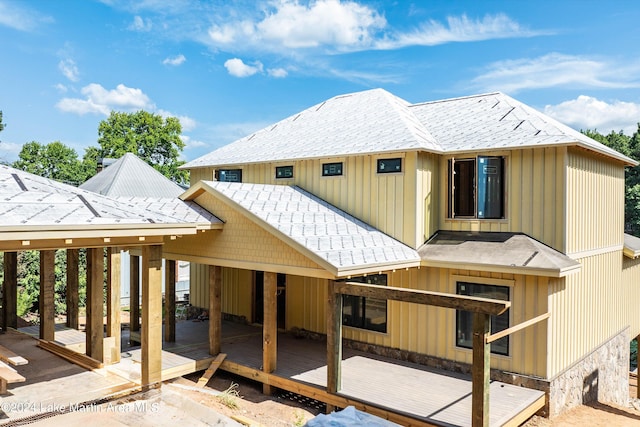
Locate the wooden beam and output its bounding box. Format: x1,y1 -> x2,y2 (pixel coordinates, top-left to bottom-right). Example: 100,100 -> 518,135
196,353 -> 227,388
66,249 -> 79,329
335,281 -> 510,315
38,340 -> 103,370
326,280 -> 342,398
472,312 -> 490,427
130,254 -> 140,340
164,259 -> 176,343
85,248 -> 104,361
209,265 -> 222,355
262,271 -> 277,395
106,247 -> 121,364
486,312 -> 550,344
2,252 -> 17,331
0,344 -> 28,366
141,244 -> 163,389
39,250 -> 55,341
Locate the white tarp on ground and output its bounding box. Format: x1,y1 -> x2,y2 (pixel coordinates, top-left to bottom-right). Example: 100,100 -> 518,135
305,406 -> 401,427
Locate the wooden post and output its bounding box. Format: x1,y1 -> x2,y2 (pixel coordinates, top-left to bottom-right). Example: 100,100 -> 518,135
262,271 -> 277,395
141,244 -> 163,389
326,280 -> 342,413
86,247 -> 104,361
164,260 -> 176,343
2,252 -> 18,331
130,254 -> 140,342
66,249 -> 79,329
472,312 -> 491,427
209,265 -> 222,355
39,250 -> 55,341
106,247 -> 121,364
637,334 -> 640,399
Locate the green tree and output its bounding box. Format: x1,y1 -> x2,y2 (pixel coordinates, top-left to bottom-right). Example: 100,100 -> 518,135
13,141 -> 93,185
97,110 -> 188,184
0,110 -> 4,135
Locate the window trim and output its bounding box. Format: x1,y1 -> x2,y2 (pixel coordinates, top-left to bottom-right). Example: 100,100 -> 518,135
377,157 -> 402,174
447,155 -> 506,220
451,275 -> 513,358
275,165 -> 294,179
322,161 -> 344,177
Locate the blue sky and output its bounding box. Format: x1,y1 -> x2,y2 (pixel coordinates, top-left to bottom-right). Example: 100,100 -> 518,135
1,0 -> 640,164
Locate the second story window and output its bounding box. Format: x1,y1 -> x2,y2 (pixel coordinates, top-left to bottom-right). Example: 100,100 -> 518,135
377,158 -> 402,173
216,169 -> 243,183
322,162 -> 343,177
276,165 -> 293,179
448,156 -> 505,219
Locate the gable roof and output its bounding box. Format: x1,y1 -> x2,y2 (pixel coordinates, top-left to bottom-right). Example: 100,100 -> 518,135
80,153 -> 184,198
183,88 -> 636,169
182,181 -> 421,276
183,89 -> 441,169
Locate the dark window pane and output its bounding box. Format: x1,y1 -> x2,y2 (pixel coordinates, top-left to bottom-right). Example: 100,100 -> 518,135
341,274 -> 387,332
276,165 -> 293,179
377,158 -> 402,173
456,282 -> 510,355
322,162 -> 343,176
218,169 -> 242,182
477,157 -> 504,219
453,159 -> 475,217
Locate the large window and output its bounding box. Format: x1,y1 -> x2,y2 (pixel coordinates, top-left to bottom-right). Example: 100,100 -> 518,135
342,274 -> 387,333
448,156 -> 505,219
216,169 -> 242,182
456,282 -> 510,355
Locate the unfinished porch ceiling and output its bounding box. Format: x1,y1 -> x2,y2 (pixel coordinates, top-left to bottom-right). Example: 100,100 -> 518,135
419,231 -> 581,277
183,181 -> 421,277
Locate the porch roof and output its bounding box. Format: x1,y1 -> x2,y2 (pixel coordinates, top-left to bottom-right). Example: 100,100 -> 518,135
624,233 -> 640,259
182,181 -> 421,277
0,164 -> 211,250
419,231 -> 581,277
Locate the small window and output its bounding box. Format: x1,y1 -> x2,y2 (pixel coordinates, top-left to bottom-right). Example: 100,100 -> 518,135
377,158 -> 402,173
448,156 -> 505,219
216,169 -> 242,182
342,274 -> 387,333
276,165 -> 294,179
322,162 -> 343,177
456,282 -> 510,355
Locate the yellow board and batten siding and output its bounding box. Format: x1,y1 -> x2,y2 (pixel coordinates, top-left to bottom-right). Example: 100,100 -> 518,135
546,148 -> 627,378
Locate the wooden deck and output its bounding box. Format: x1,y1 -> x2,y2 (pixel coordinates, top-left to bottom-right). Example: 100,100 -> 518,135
18,320 -> 545,426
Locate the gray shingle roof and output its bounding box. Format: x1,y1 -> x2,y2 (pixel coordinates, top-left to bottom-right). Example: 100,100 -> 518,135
0,164 -> 215,228
197,181 -> 421,276
80,153 -> 184,198
418,231 -> 581,277
183,88 -> 636,169
183,89 -> 441,169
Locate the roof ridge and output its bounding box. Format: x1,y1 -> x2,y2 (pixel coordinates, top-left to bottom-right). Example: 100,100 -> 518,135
410,91 -> 503,108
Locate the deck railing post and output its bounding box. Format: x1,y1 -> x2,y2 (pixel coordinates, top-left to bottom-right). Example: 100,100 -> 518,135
209,265 -> 222,355
262,271 -> 278,395
66,249 -> 79,330
326,279 -> 342,412
39,250 -> 56,342
472,312 -> 491,427
86,247 -> 104,361
106,247 -> 121,363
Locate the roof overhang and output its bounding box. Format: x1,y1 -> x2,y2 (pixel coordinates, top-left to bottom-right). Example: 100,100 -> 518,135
624,233 -> 640,259
419,231 -> 581,278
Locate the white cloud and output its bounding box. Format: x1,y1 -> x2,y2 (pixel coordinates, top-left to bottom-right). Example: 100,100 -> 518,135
267,67 -> 288,78
180,135 -> 207,149
224,58 -> 263,78
471,53 -> 640,93
0,141 -> 23,164
58,59 -> 80,82
163,54 -> 186,66
54,83 -> 68,93
56,83 -> 154,115
129,15 -> 152,31
0,1 -> 53,31
375,13 -> 540,50
208,0 -> 386,51
544,96 -> 640,136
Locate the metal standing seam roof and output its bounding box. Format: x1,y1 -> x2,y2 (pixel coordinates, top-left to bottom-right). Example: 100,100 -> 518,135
79,153 -> 185,198
183,88 -> 636,169
182,89 -> 441,169
190,181 -> 421,276
0,164 -> 211,230
418,231 -> 581,277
